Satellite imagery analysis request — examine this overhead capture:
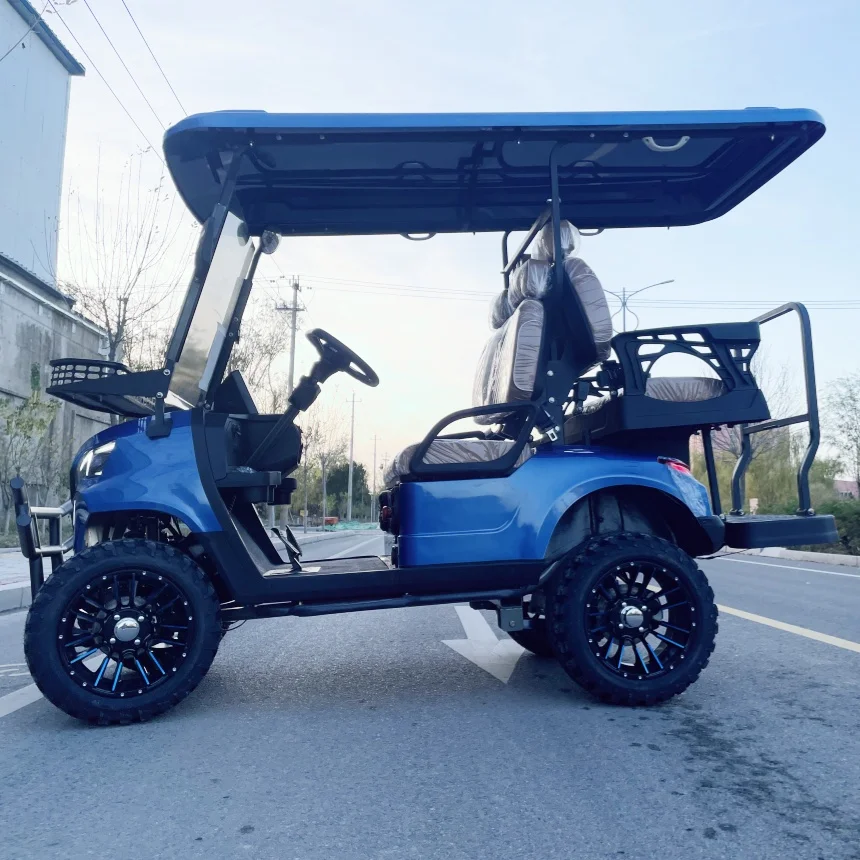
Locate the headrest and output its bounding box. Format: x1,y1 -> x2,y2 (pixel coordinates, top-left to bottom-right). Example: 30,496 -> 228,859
489,290 -> 513,329
490,258 -> 551,329
509,258 -> 550,309
531,220 -> 582,261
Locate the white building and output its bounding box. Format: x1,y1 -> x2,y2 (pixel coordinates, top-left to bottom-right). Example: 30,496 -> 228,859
0,0 -> 108,507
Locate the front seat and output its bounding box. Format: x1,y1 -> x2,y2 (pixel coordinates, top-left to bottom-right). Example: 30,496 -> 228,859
383,278 -> 546,487
383,220 -> 614,486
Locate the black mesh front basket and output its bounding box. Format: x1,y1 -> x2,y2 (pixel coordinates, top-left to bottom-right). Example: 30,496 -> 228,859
49,359 -> 130,387
46,358 -> 157,418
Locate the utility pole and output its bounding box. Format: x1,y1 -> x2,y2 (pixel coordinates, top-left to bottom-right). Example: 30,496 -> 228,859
275,275 -> 303,395
274,276 -> 303,531
370,434 -> 378,522
320,453 -> 328,530
604,280 -> 675,331
346,393 -> 361,522
286,276 -> 300,396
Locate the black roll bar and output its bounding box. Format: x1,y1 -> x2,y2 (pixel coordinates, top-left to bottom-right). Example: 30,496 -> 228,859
501,205 -> 552,287
730,303 -> 820,515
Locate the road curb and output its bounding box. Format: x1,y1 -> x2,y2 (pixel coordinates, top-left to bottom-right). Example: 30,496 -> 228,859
731,546 -> 860,568
0,582 -> 28,614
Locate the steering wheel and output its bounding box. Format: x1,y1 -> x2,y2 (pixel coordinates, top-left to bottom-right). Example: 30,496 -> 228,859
306,328 -> 380,388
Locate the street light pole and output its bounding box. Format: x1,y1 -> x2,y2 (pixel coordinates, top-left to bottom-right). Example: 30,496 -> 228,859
605,279 -> 675,332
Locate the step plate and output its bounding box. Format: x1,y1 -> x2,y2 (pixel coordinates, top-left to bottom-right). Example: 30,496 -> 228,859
724,514 -> 838,549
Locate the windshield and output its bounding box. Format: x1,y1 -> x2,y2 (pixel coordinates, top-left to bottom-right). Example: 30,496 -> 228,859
169,211 -> 256,406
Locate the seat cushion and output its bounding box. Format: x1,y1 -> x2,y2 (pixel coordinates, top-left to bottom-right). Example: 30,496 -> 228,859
384,438 -> 532,486
645,376 -> 727,402
564,377 -> 727,442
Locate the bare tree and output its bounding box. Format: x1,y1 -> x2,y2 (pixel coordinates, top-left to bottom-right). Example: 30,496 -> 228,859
0,394 -> 58,531
297,399 -> 348,527
711,351 -> 795,461
825,372 -> 860,489
57,152 -> 194,370
227,296 -> 291,413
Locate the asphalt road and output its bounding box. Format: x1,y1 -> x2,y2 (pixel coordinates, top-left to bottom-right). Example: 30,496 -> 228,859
1,533 -> 859,860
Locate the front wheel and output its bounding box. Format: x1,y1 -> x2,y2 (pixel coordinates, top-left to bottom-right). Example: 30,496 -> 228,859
547,534 -> 718,706
25,539 -> 222,725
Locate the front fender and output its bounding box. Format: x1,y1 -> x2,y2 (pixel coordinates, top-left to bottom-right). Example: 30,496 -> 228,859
76,412 -> 221,535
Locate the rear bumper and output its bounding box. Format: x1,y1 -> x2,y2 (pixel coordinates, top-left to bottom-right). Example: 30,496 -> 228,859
723,514 -> 838,549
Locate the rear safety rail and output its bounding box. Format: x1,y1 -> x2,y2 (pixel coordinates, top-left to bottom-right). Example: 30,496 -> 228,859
10,476 -> 72,599
729,303 -> 819,516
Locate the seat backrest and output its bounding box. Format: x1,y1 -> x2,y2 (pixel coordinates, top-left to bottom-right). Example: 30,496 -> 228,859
472,298 -> 544,425
472,221 -> 612,426
528,221 -> 613,371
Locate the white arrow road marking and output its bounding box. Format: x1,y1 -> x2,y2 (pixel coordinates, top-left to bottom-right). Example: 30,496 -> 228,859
443,606 -> 525,683
0,684 -> 42,719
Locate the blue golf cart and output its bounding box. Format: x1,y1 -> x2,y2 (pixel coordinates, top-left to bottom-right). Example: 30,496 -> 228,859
13,109 -> 836,724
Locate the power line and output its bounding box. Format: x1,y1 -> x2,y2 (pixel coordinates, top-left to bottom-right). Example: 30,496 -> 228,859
47,1 -> 162,160
81,0 -> 166,129
0,0 -> 50,64
120,0 -> 187,116
306,284 -> 489,303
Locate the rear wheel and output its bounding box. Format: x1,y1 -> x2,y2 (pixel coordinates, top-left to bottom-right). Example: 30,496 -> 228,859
25,539 -> 221,725
547,533 -> 717,706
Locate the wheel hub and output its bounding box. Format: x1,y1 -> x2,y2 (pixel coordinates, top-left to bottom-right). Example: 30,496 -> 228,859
113,617 -> 141,642
620,604 -> 645,629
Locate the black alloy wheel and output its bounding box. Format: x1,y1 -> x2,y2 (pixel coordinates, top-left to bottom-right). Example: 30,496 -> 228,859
547,533 -> 718,705
56,569 -> 193,697
25,540 -> 221,725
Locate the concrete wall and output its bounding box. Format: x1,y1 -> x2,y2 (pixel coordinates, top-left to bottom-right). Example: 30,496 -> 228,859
0,2 -> 105,511
0,263 -> 110,506
0,0 -> 72,287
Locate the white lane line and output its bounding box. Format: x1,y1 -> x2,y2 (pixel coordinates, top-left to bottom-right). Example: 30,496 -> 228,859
328,535 -> 383,559
0,683 -> 42,719
715,557 -> 860,579
718,604 -> 860,653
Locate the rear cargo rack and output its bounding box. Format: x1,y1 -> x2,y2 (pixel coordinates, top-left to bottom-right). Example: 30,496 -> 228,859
10,476 -> 72,598
699,302 -> 837,548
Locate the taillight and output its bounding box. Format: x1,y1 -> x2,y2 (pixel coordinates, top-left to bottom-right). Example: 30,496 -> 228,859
658,457 -> 691,475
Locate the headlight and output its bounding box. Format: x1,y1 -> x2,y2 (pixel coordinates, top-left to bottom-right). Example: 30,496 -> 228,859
78,442 -> 116,478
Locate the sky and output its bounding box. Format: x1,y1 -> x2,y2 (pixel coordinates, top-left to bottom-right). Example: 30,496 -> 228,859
26,0 -> 860,475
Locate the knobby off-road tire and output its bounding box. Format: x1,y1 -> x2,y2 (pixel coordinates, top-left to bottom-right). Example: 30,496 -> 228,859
25,539 -> 221,725
547,533 -> 718,706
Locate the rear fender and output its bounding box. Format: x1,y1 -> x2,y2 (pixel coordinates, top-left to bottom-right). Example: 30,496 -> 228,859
547,485 -> 721,559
